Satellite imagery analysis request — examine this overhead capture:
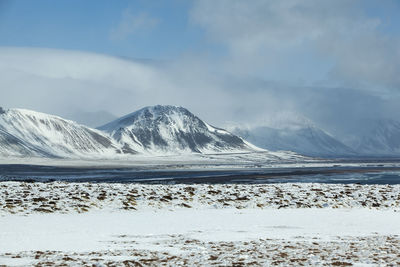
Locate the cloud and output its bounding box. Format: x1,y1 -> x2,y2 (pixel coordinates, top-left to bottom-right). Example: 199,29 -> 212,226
0,47 -> 287,122
190,0 -> 400,92
0,47 -> 169,114
1,46 -> 400,149
110,9 -> 158,40
192,0 -> 372,48
0,47 -> 248,124
323,33 -> 400,91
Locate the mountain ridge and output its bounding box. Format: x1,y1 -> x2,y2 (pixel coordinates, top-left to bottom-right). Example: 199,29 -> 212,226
0,105 -> 262,158
0,108 -> 124,158
99,105 -> 260,154
3,105 -> 398,159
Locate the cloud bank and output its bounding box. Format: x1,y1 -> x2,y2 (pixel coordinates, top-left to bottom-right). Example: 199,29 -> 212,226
1,46 -> 399,143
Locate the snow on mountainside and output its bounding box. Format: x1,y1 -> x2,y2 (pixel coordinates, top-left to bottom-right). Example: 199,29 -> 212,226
356,119 -> 400,156
0,108 -> 124,158
99,105 -> 261,154
230,113 -> 355,157
2,105 -> 399,159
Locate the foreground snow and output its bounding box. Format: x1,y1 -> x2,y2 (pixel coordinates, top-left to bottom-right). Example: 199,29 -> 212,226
1,182 -> 400,266
1,209 -> 400,266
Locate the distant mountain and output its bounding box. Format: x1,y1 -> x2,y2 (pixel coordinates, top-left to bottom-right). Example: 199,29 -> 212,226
355,119 -> 400,156
230,113 -> 355,157
98,105 -> 260,154
0,108 -> 124,158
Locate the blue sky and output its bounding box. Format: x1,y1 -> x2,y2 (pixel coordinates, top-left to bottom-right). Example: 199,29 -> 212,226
0,0 -> 213,59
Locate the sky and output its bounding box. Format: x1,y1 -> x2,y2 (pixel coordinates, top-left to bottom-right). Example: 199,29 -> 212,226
1,0 -> 400,143
0,0 -> 212,59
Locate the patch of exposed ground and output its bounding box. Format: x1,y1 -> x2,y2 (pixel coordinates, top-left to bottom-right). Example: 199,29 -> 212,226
1,182 -> 400,214
1,235 -> 399,266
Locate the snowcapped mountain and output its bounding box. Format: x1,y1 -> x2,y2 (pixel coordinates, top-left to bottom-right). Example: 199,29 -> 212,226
230,113 -> 355,157
355,119 -> 400,156
0,108 -> 124,158
7,105 -> 400,159
98,105 -> 260,154
0,105 -> 262,159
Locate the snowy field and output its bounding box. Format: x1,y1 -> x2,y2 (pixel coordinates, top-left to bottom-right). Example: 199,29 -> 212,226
1,182 -> 400,266
0,151 -> 311,169
1,153 -> 400,169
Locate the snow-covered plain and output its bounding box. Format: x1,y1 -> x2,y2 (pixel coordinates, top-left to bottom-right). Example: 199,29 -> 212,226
1,182 -> 400,266
0,151 -> 313,171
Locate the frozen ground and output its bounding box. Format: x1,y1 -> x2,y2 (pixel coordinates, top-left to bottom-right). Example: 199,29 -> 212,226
1,182 -> 400,266
2,182 -> 400,213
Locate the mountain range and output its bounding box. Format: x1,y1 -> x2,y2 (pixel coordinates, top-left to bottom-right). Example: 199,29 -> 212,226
0,105 -> 260,159
229,114 -> 400,157
0,105 -> 399,159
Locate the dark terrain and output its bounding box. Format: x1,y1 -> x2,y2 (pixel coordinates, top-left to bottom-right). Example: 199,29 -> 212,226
1,160 -> 400,184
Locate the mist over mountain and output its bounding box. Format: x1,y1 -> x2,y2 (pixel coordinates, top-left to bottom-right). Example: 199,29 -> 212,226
354,120 -> 400,156
229,112 -> 400,158
2,47 -> 400,144
228,112 -> 355,157
232,126 -> 355,158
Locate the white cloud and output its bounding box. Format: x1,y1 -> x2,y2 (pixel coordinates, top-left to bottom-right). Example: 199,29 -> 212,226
192,0 -> 372,47
322,33 -> 400,91
0,47 -> 172,115
110,9 -> 158,40
191,0 -> 400,92
0,47 -> 301,125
